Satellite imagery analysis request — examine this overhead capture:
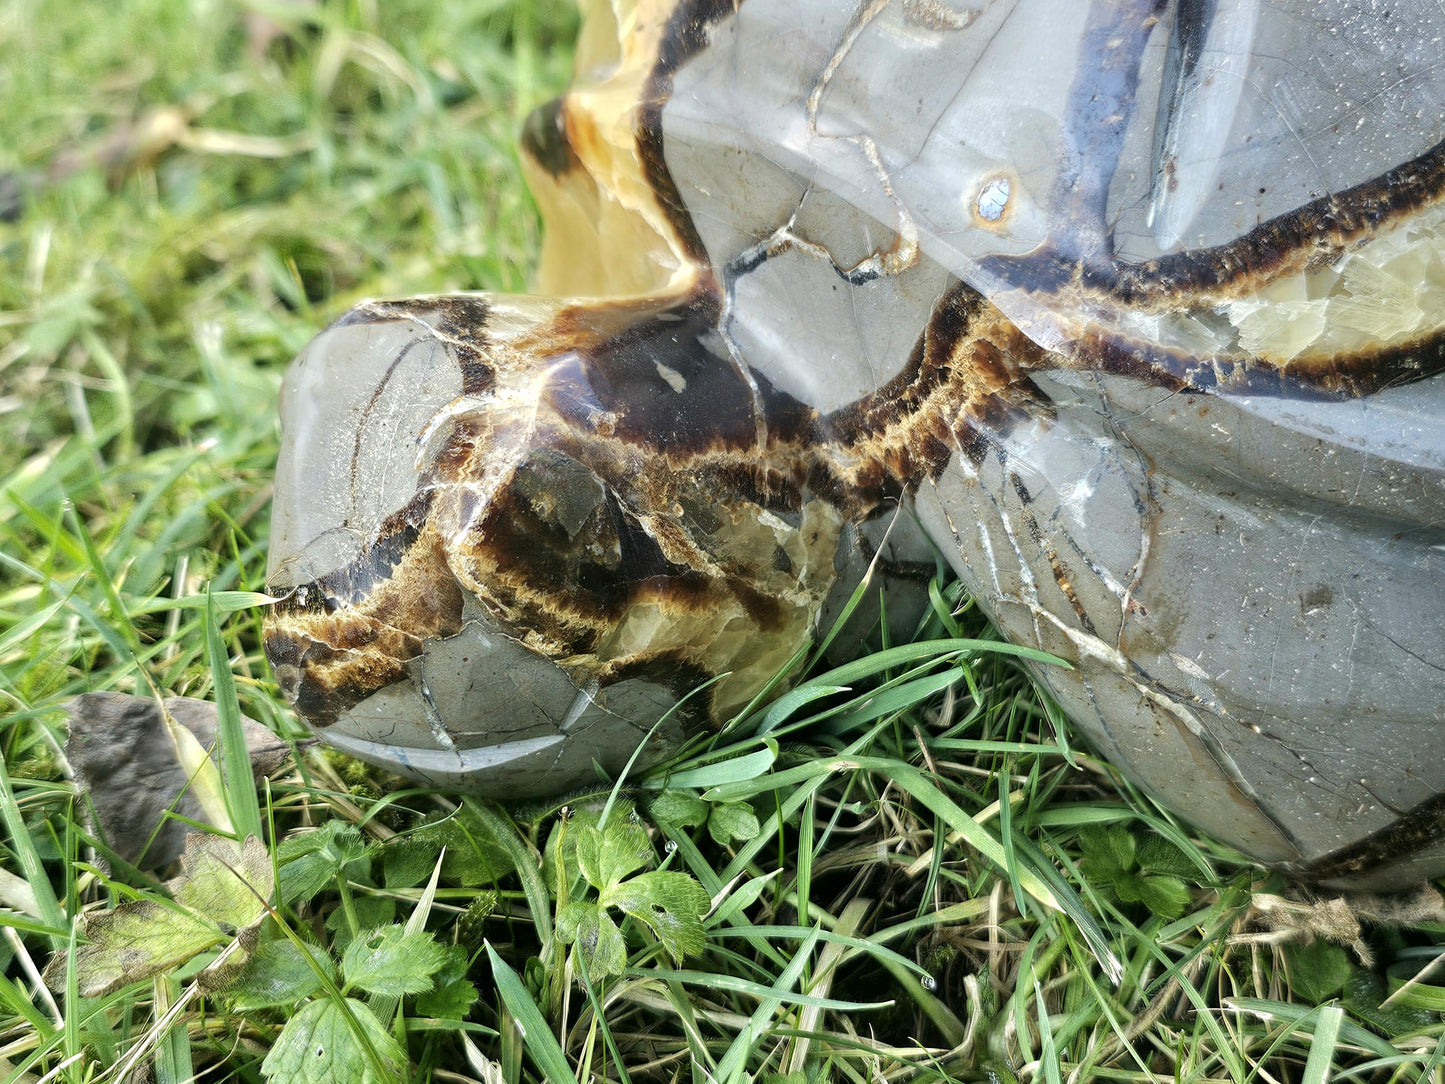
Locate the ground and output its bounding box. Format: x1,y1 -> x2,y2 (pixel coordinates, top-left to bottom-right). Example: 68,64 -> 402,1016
1,1 -> 1443,1081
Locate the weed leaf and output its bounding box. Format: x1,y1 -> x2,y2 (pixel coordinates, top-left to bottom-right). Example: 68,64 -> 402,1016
382,810 -> 513,888
44,834 -> 271,997
558,900 -> 629,979
576,816 -> 652,892
278,822 -> 369,904
1116,873 -> 1191,919
341,925 -> 447,998
415,945 -> 481,1021
260,997 -> 404,1083
48,904 -> 219,998
606,871 -> 710,965
226,939 -> 332,1011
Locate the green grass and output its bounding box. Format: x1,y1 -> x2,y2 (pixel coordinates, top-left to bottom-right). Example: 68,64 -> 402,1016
2,1 -> 1444,1081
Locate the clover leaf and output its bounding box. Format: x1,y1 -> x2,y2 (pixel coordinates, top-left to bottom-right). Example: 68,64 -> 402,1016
707,801 -> 760,846
1285,938 -> 1353,1003
648,790 -> 759,846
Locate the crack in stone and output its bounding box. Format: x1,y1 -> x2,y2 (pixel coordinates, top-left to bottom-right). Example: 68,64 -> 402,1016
804,0 -> 920,278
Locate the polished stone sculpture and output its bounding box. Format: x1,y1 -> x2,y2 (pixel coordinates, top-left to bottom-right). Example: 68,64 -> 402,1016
266,0 -> 1445,889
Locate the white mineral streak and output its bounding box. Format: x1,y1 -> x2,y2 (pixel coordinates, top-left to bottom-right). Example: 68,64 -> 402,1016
654,361 -> 688,392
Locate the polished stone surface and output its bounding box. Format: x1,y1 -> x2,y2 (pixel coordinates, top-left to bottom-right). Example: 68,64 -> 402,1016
268,0 -> 1445,887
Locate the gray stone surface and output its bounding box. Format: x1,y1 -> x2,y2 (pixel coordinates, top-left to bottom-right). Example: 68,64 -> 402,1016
267,0 -> 1445,887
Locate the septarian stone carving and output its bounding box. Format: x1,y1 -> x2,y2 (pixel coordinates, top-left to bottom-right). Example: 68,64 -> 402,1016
266,0 -> 1445,889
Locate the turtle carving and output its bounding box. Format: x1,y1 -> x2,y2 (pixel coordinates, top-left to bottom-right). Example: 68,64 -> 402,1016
265,0 -> 1445,889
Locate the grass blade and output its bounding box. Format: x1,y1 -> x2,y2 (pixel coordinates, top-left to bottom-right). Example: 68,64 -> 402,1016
714,927 -> 821,1083
487,944 -> 580,1084
1303,1004 -> 1343,1084
0,759 -> 64,944
660,747 -> 777,790
205,586 -> 262,841
1226,998 -> 1396,1059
